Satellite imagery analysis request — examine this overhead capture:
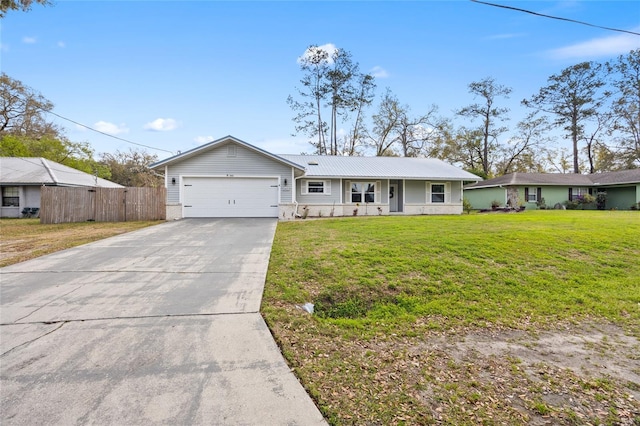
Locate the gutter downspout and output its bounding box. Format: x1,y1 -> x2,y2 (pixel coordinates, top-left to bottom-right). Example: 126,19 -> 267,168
293,174 -> 308,218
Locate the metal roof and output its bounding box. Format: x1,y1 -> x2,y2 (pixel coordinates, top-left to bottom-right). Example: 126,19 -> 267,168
149,135 -> 305,171
465,170 -> 640,189
0,157 -> 123,188
278,155 -> 481,180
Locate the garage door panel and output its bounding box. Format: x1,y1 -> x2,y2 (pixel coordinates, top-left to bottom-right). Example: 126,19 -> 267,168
183,177 -> 279,218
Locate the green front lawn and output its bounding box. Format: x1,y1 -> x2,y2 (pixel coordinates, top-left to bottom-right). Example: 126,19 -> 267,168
262,211 -> 640,425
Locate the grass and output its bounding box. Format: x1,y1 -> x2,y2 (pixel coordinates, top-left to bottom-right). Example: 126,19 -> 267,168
0,218 -> 161,267
262,211 -> 640,425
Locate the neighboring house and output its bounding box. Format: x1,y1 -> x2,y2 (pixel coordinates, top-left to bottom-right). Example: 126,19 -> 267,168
149,135 -> 481,220
0,157 -> 123,218
464,170 -> 640,210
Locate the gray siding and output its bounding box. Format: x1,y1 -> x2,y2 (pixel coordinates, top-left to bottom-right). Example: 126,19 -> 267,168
166,143 -> 294,203
405,180 -> 461,204
296,178 -> 341,204
405,180 -> 426,203
451,181 -> 462,203
24,186 -> 41,207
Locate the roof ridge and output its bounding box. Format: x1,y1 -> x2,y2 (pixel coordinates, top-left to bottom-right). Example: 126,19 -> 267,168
40,157 -> 58,184
509,172 -> 518,185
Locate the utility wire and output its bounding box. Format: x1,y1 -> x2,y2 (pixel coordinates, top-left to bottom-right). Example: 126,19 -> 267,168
470,0 -> 640,36
45,110 -> 175,154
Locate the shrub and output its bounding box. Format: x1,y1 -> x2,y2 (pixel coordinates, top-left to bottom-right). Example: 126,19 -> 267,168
462,198 -> 473,214
596,191 -> 607,210
577,194 -> 596,209
536,197 -> 547,210
565,200 -> 579,210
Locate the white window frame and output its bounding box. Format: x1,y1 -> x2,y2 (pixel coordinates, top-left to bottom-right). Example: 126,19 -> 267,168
301,180 -> 331,195
526,187 -> 538,202
428,182 -> 451,204
570,187 -> 588,201
346,181 -> 381,203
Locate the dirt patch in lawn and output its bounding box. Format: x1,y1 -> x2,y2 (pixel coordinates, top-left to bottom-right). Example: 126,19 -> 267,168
272,315 -> 640,425
428,322 -> 640,424
454,323 -> 640,396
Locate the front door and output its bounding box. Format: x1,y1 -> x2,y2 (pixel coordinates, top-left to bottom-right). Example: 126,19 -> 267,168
389,184 -> 398,212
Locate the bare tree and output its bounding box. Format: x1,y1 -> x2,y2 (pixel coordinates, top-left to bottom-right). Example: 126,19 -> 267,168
396,104 -> 447,158
326,49 -> 358,155
523,62 -> 609,173
368,89 -> 403,156
607,49 -> 640,168
456,77 -> 512,176
0,73 -> 60,139
287,46 -> 331,154
367,89 -> 447,158
546,148 -> 576,174
342,73 -> 375,156
99,149 -> 163,187
581,111 -> 612,173
288,45 -> 374,155
495,113 -> 554,175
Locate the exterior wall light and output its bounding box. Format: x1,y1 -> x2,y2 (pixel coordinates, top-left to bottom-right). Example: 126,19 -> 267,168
171,177 -> 176,185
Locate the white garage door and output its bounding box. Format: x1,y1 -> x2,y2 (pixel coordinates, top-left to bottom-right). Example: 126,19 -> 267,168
182,177 -> 279,218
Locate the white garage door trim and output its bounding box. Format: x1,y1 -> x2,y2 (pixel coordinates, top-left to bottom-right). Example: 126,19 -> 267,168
181,175 -> 280,218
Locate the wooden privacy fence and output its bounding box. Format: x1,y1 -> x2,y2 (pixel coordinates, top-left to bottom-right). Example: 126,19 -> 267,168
40,186 -> 166,224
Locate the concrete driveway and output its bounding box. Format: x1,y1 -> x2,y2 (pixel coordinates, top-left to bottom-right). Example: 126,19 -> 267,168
0,218 -> 326,425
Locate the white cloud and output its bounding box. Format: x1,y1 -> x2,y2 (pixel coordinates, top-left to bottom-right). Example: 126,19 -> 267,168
0,43 -> 8,52
22,36 -> 37,44
144,118 -> 180,131
483,33 -> 525,41
370,66 -> 389,78
297,43 -> 338,64
548,29 -> 640,60
194,135 -> 214,144
94,121 -> 129,135
57,41 -> 66,48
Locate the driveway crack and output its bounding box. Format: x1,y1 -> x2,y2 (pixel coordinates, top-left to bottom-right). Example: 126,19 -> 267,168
1,321 -> 67,357
13,284 -> 86,323
3,311 -> 261,326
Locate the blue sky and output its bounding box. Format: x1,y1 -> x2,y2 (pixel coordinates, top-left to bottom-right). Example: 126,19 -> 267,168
2,1 -> 639,160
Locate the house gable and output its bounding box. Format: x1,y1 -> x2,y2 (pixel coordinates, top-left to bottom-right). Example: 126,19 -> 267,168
161,139 -> 299,205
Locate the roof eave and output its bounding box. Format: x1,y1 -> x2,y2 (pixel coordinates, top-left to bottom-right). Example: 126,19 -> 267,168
150,135 -> 305,171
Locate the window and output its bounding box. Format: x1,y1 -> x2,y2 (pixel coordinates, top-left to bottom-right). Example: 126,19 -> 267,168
351,182 -> 376,203
308,181 -> 325,193
431,184 -> 445,203
570,187 -> 589,201
428,182 -> 450,203
525,187 -> 542,203
2,187 -> 19,207
302,180 -> 330,195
